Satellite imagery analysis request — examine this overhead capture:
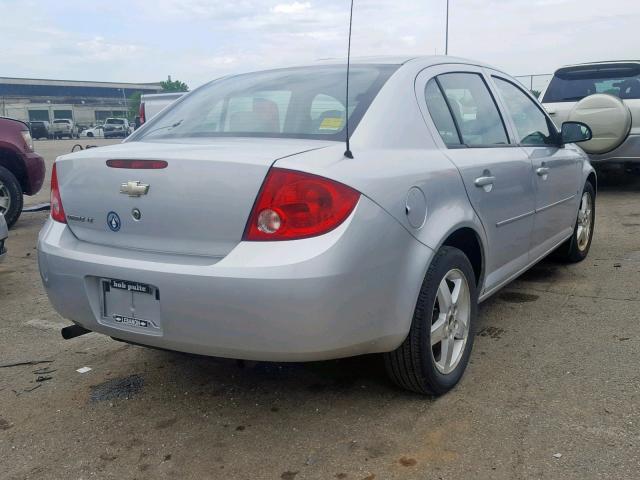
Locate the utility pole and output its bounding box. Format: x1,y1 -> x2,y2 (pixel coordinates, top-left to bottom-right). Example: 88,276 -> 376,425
445,0 -> 450,55
121,88 -> 127,116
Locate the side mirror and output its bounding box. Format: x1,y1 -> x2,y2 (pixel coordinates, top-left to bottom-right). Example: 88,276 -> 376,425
561,121 -> 592,144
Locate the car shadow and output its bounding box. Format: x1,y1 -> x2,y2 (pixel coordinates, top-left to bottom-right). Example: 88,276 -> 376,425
596,169 -> 640,192
125,346 -> 415,401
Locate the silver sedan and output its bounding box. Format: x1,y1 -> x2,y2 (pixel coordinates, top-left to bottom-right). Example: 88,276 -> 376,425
38,56 -> 596,395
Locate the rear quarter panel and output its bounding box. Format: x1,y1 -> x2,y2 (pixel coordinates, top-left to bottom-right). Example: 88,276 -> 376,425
624,98 -> 640,134
275,61 -> 487,282
0,118 -> 45,195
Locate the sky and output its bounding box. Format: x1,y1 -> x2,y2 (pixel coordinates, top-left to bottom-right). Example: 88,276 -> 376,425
1,0 -> 639,89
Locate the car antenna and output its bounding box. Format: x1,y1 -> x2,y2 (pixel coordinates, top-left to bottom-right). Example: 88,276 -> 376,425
344,0 -> 355,159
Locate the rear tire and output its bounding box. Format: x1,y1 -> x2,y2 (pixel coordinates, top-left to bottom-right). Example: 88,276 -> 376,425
0,166 -> 23,228
384,246 -> 478,395
555,181 -> 595,263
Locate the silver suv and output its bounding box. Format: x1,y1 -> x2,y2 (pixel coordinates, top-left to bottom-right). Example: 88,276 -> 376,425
541,61 -> 640,173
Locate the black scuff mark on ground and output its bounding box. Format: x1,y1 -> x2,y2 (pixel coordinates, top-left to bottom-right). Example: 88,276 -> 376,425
90,374 -> 144,402
477,326 -> 506,339
498,291 -> 539,303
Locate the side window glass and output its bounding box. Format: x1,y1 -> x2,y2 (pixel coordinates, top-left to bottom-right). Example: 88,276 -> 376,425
437,73 -> 509,146
425,79 -> 461,146
493,77 -> 555,146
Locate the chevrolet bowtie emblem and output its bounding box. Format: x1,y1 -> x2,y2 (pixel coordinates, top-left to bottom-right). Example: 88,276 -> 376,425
120,181 -> 150,197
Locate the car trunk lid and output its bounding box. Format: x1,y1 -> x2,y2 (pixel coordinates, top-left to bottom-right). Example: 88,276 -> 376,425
56,138 -> 333,257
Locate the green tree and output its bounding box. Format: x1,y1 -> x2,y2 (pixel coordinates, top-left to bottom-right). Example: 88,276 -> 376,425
160,75 -> 189,92
128,91 -> 142,119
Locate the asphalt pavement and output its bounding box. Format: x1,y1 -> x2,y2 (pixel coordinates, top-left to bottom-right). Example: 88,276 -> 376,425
1,139 -> 639,479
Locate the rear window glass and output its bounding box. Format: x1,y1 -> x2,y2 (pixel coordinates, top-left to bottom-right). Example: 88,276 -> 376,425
134,65 -> 398,141
53,120 -> 69,124
542,63 -> 640,102
107,119 -> 125,125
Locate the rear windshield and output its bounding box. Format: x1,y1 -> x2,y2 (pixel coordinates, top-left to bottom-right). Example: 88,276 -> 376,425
107,119 -> 125,125
542,63 -> 640,103
134,65 -> 398,141
53,120 -> 70,124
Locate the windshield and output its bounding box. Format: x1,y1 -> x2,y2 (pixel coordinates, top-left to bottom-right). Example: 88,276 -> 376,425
543,63 -> 640,103
134,65 -> 398,142
107,119 -> 125,125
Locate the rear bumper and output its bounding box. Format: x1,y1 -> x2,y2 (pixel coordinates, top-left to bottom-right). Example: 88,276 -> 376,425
38,197 -> 432,361
588,134 -> 640,167
22,151 -> 46,195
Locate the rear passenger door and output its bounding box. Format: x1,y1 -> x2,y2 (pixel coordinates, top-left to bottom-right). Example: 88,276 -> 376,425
490,75 -> 582,258
416,66 -> 536,294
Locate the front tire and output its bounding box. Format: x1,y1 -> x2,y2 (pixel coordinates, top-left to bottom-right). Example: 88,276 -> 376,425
556,182 -> 595,263
384,246 -> 478,395
0,166 -> 23,228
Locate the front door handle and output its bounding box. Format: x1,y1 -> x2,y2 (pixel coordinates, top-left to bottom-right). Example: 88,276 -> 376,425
536,167 -> 550,176
474,176 -> 495,187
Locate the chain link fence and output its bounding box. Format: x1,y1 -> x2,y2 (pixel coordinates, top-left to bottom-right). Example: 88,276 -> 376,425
513,74 -> 553,99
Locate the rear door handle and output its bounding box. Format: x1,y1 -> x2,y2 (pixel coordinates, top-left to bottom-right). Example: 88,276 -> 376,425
474,176 -> 495,187
536,167 -> 550,176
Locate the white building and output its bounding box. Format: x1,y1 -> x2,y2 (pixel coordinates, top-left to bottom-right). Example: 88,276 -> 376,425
0,77 -> 162,127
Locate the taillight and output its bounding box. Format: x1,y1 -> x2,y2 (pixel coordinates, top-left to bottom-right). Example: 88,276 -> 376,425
50,164 -> 66,223
20,130 -> 34,151
243,168 -> 360,241
139,102 -> 145,124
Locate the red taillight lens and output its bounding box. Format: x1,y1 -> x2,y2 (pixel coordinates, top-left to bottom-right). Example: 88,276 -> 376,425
243,168 -> 360,241
139,102 -> 145,124
50,163 -> 66,223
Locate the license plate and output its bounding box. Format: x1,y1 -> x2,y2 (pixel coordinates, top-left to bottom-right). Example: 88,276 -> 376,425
100,279 -> 162,335
109,279 -> 153,295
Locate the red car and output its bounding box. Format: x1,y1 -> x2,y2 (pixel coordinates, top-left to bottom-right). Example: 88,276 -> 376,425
0,117 -> 46,227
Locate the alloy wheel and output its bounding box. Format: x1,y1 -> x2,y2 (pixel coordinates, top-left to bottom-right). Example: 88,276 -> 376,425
0,180 -> 11,216
576,192 -> 593,252
430,269 -> 471,374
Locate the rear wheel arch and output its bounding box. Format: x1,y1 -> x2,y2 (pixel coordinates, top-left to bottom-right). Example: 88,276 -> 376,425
0,147 -> 27,193
440,227 -> 485,289
586,171 -> 597,196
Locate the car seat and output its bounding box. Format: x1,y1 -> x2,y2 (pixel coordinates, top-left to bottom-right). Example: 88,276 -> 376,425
229,98 -> 281,133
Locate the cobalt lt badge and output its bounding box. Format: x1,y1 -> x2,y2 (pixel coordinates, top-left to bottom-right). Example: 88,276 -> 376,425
107,211 -> 121,232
